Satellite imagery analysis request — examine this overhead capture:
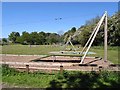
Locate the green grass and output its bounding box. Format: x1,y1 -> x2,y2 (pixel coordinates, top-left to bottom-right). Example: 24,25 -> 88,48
1,45 -> 119,64
1,65 -> 120,88
90,46 -> 119,64
2,64 -> 57,88
2,74 -> 55,88
1,45 -> 62,55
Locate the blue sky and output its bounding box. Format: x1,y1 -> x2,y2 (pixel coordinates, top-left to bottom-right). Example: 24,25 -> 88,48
2,2 -> 118,38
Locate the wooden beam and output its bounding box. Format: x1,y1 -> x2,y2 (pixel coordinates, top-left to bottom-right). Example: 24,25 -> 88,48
104,11 -> 108,62
80,21 -> 100,55
69,40 -> 76,51
63,35 -> 72,51
80,12 -> 106,64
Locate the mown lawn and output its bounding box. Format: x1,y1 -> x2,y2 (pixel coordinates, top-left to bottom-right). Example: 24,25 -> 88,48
1,65 -> 120,88
90,46 -> 119,64
1,45 -> 62,55
2,65 -> 56,88
0,45 -> 119,64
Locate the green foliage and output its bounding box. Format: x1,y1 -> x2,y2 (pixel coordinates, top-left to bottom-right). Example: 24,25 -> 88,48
46,33 -> 61,45
2,65 -> 120,88
2,38 -> 7,43
108,12 -> 120,46
0,38 -> 8,45
78,25 -> 92,46
1,65 -> 56,88
63,27 -> 76,43
14,31 -> 61,45
49,71 -> 120,88
2,64 -> 19,76
8,32 -> 20,43
8,12 -> 119,46
63,11 -> 120,46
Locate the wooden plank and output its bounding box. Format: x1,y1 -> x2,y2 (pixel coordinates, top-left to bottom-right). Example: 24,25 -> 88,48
52,54 -> 83,57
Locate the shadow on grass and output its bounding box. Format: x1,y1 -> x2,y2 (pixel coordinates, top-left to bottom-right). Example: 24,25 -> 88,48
47,71 -> 120,89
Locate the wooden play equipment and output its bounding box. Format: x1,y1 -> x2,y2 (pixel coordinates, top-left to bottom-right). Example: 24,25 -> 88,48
79,11 -> 108,64
63,29 -> 82,52
2,11 -> 120,72
59,11 -> 108,64
38,11 -> 108,65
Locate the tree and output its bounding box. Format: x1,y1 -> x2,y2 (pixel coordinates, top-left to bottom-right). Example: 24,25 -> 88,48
38,32 -> 46,45
8,11 -> 120,46
2,38 -> 8,45
79,26 -> 91,46
71,27 -> 76,33
107,12 -> 120,46
46,33 -> 60,45
30,32 -> 39,45
8,32 -> 20,43
21,31 -> 31,45
63,27 -> 77,43
16,36 -> 24,44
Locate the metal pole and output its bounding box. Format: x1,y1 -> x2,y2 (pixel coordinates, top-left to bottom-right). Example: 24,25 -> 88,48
104,11 -> 107,62
80,12 -> 106,64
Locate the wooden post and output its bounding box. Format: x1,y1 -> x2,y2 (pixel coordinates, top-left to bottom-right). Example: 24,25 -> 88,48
26,65 -> 29,73
60,65 -> 63,74
80,13 -> 106,64
104,11 -> 107,62
99,66 -> 103,72
53,56 -> 56,62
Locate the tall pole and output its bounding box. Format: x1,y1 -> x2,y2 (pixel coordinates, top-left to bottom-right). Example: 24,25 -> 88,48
104,11 -> 107,62
80,13 -> 106,64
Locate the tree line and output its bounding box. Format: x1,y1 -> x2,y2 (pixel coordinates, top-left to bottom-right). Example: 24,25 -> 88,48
7,31 -> 62,45
1,11 -> 120,46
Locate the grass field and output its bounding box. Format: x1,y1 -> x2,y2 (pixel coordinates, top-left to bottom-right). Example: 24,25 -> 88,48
1,65 -> 120,88
1,45 -> 119,88
1,45 -> 119,64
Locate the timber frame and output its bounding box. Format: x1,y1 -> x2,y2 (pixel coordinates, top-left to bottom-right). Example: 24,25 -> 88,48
51,11 -> 108,64
80,11 -> 108,64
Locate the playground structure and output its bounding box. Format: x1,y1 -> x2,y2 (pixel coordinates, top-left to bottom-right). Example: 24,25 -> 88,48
80,11 -> 108,64
1,54 -> 119,72
62,29 -> 82,52
2,11 -> 119,72
49,11 -> 108,64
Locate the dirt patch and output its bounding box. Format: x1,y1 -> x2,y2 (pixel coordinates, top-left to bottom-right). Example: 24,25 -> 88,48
32,56 -> 112,66
1,55 -> 41,63
1,54 -> 119,71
